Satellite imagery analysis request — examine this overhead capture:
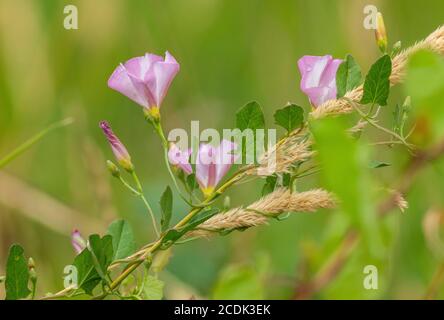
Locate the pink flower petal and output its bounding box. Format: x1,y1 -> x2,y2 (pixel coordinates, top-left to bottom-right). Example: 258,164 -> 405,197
108,52 -> 180,109
297,55 -> 342,107
108,64 -> 149,108
152,52 -> 180,107
168,144 -> 192,175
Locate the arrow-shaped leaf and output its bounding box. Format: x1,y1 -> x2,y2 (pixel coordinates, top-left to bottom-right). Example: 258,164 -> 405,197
160,186 -> 173,232
5,244 -> 31,300
360,54 -> 392,106
336,54 -> 362,98
107,220 -> 136,260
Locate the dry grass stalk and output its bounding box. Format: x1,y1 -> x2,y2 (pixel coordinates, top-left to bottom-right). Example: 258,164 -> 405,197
187,188 -> 336,238
247,131 -> 314,176
310,25 -> 444,119
0,172 -> 103,235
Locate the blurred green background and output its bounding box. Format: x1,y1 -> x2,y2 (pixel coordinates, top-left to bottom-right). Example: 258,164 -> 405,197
0,0 -> 444,299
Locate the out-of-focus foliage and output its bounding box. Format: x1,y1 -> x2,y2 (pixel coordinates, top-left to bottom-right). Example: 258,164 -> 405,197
406,50 -> 444,144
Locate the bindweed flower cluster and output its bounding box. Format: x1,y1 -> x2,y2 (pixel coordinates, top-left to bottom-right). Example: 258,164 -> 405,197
47,18 -> 444,301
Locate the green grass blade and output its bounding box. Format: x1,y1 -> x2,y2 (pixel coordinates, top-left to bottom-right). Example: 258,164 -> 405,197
0,118 -> 74,169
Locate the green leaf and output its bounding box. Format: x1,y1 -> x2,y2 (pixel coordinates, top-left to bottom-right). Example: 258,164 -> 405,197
236,101 -> 265,163
160,186 -> 173,232
405,50 -> 444,142
369,160 -> 390,169
281,173 -> 292,187
161,208 -> 220,246
273,104 -> 304,132
360,54 -> 392,106
142,275 -> 164,300
262,175 -> 277,196
236,101 -> 265,131
88,234 -> 114,281
186,173 -> 198,192
311,117 -> 383,256
107,220 -> 136,260
73,248 -> 101,295
336,54 -> 362,98
5,244 -> 31,300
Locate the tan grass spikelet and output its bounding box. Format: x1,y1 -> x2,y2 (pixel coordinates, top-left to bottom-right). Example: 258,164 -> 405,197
187,188 -> 336,238
247,131 -> 314,176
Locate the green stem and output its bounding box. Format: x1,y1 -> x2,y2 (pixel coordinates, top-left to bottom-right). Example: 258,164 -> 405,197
96,169 -> 247,298
347,98 -> 413,150
30,279 -> 37,300
131,171 -> 160,237
0,118 -> 73,169
150,120 -> 201,207
118,176 -> 139,195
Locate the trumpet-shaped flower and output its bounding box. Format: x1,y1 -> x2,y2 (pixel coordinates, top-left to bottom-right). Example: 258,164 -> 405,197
108,51 -> 180,118
297,55 -> 342,107
168,140 -> 238,196
99,121 -> 134,172
71,229 -> 87,254
168,143 -> 193,175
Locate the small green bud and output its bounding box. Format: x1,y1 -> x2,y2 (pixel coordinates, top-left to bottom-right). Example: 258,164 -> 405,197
402,96 -> 411,111
28,257 -> 35,270
392,41 -> 401,54
107,160 -> 121,178
28,257 -> 37,281
223,196 -> 231,210
0,276 -> 5,283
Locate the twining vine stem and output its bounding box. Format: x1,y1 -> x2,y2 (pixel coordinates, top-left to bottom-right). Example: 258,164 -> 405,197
98,172 -> 245,299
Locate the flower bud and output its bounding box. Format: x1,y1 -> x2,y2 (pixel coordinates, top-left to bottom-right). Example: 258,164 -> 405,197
28,257 -> 37,284
71,229 -> 87,254
375,12 -> 388,53
402,96 -> 411,111
223,196 -> 231,210
106,160 -> 120,178
28,257 -> 37,281
392,41 -> 401,54
100,121 -> 134,173
28,257 -> 35,270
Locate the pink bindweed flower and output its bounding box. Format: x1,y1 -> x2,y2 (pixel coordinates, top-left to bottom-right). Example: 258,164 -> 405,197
196,140 -> 238,197
168,143 -> 193,175
297,55 -> 342,107
168,140 -> 238,197
99,121 -> 134,172
108,51 -> 180,119
71,229 -> 87,254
